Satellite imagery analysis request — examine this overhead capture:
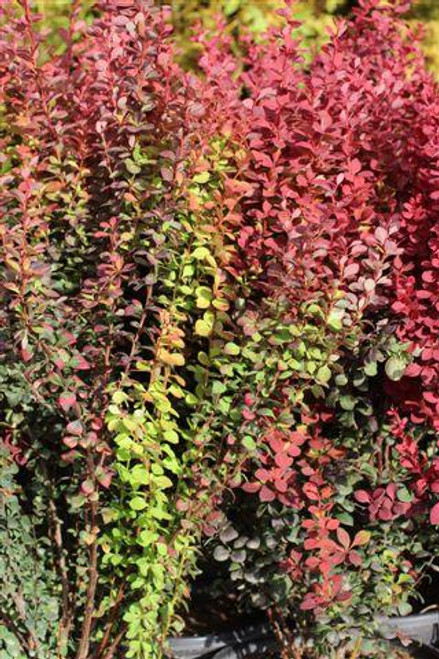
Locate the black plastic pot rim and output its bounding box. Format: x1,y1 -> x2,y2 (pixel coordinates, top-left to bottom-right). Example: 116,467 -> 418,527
167,612 -> 439,659
166,622 -> 270,658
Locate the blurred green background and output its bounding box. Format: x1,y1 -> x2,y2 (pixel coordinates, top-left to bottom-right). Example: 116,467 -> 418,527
27,0 -> 439,73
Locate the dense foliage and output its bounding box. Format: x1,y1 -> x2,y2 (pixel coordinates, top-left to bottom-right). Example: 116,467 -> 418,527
1,0 -> 240,655
1,1 -> 438,658
167,0 -> 439,74
197,3 -> 439,655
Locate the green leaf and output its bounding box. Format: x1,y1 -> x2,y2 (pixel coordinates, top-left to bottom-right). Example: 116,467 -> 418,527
360,462 -> 378,481
164,429 -> 179,444
242,436 -> 256,451
316,365 -> 331,383
123,417 -> 138,432
353,530 -> 371,546
154,476 -> 173,489
193,171 -> 210,184
306,303 -> 323,317
195,319 -> 212,337
158,350 -> 185,366
212,381 -> 227,395
327,309 -> 344,331
398,602 -> 413,616
195,286 -> 212,309
224,0 -> 241,16
129,497 -> 147,511
224,342 -> 240,356
130,465 -> 149,486
125,158 -> 141,175
385,355 -> 407,381
340,395 -> 356,411
336,512 -> 354,526
192,246 -> 211,260
396,486 -> 413,503
136,360 -> 150,371
364,361 -> 378,377
307,361 -> 317,374
113,390 -> 128,404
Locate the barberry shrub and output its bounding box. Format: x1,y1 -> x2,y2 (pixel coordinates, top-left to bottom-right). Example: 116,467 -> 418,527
197,0 -> 439,656
0,0 -> 245,657
1,1 -> 439,659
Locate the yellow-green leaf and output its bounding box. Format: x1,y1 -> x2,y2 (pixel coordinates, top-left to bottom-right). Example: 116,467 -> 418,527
195,319 -> 212,337
158,350 -> 185,366
193,171 -> 210,184
129,497 -> 147,511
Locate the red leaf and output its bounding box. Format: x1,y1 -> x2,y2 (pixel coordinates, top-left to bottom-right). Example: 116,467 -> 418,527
337,589 -> 352,603
287,444 -> 301,457
253,151 -> 273,168
327,519 -> 340,531
430,502 -> 439,525
348,550 -> 362,566
305,556 -> 320,570
242,482 -> 260,494
300,595 -> 319,611
21,346 -> 33,362
274,452 -> 293,469
260,485 -> 276,502
66,420 -> 83,436
97,471 -> 113,489
355,490 -> 370,504
320,110 -> 332,131
304,538 -> 320,550
58,393 -> 77,412
303,483 -> 320,501
330,551 -> 346,566
274,478 -> 288,493
81,479 -> 95,496
161,167 -> 173,182
72,355 -> 91,371
344,263 -> 360,278
63,436 -> 78,449
255,468 -> 270,483
336,527 -> 350,550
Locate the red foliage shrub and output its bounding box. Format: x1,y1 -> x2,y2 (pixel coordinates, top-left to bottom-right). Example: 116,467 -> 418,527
203,0 -> 439,504
201,0 -> 439,650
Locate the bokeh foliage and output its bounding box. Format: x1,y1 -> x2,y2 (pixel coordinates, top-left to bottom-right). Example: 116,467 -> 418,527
29,0 -> 439,74
167,0 -> 438,72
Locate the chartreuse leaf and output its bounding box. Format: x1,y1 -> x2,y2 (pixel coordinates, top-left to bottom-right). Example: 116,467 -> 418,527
316,364 -> 331,383
385,355 -> 407,381
129,497 -> 147,511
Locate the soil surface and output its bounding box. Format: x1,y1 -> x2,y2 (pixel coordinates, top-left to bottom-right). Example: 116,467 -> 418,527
183,586 -> 268,635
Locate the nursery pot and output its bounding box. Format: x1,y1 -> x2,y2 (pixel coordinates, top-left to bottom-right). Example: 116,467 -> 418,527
167,612 -> 439,659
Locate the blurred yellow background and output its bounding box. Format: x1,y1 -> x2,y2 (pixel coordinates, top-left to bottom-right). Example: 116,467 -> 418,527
27,0 -> 439,75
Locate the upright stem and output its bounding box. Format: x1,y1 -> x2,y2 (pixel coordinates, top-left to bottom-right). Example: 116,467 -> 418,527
48,497 -> 72,657
94,578 -> 127,659
101,627 -> 126,659
75,450 -> 99,659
